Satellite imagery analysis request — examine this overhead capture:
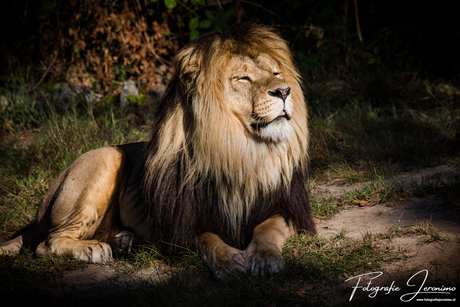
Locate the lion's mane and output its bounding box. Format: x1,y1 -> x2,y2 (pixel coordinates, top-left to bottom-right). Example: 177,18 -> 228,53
143,24 -> 315,254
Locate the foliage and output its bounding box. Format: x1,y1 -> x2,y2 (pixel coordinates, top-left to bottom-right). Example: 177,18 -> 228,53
1,0 -> 458,100
0,0 -> 237,96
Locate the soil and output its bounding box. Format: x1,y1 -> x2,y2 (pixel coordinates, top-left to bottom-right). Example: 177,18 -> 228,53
316,165 -> 460,304
16,166 -> 460,305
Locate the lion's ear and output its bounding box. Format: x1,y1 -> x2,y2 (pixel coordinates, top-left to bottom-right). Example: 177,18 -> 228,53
175,47 -> 202,83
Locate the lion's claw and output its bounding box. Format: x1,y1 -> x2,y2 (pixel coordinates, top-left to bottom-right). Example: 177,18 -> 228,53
212,250 -> 246,281
243,248 -> 285,277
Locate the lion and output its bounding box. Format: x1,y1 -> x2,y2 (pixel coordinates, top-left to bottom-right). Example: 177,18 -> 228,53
0,24 -> 315,281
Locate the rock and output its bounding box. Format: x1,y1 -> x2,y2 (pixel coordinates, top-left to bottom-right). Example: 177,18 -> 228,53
120,80 -> 139,108
0,95 -> 9,109
53,83 -> 101,107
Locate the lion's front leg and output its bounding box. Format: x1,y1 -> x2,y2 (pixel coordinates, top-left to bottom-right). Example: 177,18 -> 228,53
197,232 -> 245,281
243,215 -> 295,277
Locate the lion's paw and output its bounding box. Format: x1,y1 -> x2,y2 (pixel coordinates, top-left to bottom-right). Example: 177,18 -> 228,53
111,230 -> 135,257
0,238 -> 22,256
72,242 -> 113,264
208,247 -> 246,282
243,247 -> 285,277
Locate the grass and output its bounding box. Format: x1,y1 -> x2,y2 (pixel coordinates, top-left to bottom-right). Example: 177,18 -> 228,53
310,177 -> 409,219
405,219 -> 451,244
308,100 -> 460,181
0,76 -> 459,305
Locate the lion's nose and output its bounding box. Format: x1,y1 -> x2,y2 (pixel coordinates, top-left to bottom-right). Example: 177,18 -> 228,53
268,87 -> 291,102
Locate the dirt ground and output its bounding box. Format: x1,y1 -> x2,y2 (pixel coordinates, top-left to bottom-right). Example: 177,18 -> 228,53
315,165 -> 460,304
30,166 -> 460,305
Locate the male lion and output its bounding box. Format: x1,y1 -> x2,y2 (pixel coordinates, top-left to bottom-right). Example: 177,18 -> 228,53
0,24 -> 315,281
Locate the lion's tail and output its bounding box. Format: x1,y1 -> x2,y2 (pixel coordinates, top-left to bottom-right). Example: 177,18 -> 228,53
0,224 -> 45,256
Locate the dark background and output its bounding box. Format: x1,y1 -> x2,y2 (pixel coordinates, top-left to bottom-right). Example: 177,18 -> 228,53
0,0 -> 459,102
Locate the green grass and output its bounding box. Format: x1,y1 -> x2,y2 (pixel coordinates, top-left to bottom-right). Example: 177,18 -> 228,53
311,177 -> 409,219
404,219 -> 451,244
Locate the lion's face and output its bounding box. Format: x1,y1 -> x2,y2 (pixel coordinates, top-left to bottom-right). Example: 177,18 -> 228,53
223,53 -> 294,142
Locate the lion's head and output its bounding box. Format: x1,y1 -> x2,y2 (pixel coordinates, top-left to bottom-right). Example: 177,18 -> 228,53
144,24 -> 311,250
175,25 -> 307,144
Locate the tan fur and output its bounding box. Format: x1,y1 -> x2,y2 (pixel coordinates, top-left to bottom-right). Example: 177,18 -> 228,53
0,146 -> 123,263
243,215 -> 295,276
0,25 -> 313,280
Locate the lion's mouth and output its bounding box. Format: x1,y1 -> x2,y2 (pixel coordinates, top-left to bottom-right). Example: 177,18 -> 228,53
251,110 -> 290,130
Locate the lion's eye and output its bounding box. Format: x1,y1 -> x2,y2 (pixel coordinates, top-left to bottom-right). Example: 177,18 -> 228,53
274,72 -> 281,78
238,76 -> 251,82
